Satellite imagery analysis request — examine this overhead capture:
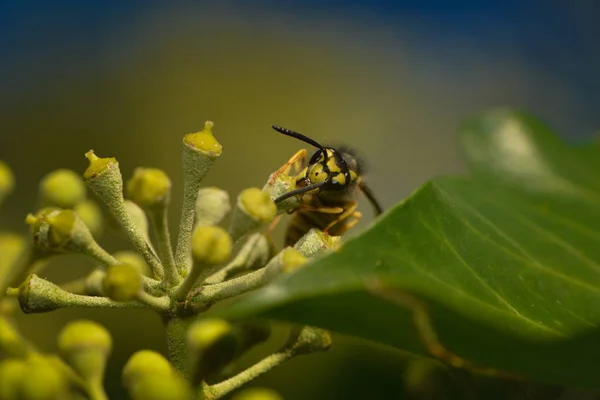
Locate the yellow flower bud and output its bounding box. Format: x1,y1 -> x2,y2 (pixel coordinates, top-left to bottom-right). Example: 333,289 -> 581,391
102,264 -> 141,302
127,372 -> 194,400
57,320 -> 112,383
0,160 -> 15,204
122,350 -> 174,389
45,209 -> 77,247
191,226 -> 232,265
239,188 -> 277,223
280,247 -> 307,273
22,356 -> 69,400
39,169 -> 86,208
186,318 -> 238,381
126,168 -> 171,208
83,150 -> 118,181
0,358 -> 27,400
183,121 -> 222,156
232,388 -> 284,400
26,209 -> 98,256
229,188 -> 276,242
112,251 -> 151,277
74,200 -> 103,238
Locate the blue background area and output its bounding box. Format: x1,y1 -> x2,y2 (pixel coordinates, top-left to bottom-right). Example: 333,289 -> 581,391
0,1 -> 598,134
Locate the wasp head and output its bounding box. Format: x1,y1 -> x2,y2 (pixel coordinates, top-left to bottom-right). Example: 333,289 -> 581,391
299,147 -> 358,191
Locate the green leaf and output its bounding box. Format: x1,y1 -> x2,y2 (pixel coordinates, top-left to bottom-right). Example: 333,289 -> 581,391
216,108 -> 600,387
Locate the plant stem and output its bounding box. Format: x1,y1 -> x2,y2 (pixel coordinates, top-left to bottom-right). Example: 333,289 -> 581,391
174,176 -> 202,275
87,380 -> 109,400
164,316 -> 196,380
136,290 -> 170,312
20,275 -> 147,313
172,262 -> 220,302
204,350 -> 294,399
148,208 -> 179,286
193,267 -> 269,304
112,199 -> 165,279
81,240 -> 119,268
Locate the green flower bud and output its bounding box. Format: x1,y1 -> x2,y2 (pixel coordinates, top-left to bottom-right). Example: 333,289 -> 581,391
0,160 -> 15,205
263,169 -> 301,215
18,274 -> 142,313
183,121 -> 222,157
127,372 -> 194,400
25,207 -> 58,243
293,228 -> 340,257
195,187 -> 231,227
25,209 -> 110,266
122,350 -> 174,389
123,200 -> 150,239
45,209 -> 77,247
191,226 -> 232,265
102,264 -> 141,302
232,388 -> 284,400
57,320 -> 112,383
84,269 -> 106,296
127,168 -> 171,209
106,200 -> 152,246
22,355 -> 69,400
113,250 -> 151,277
39,169 -> 86,208
83,150 -> 129,228
228,188 -> 277,242
74,199 -> 103,238
18,274 -> 64,313
0,358 -> 27,400
83,150 -> 119,181
186,318 -> 238,381
285,325 -> 331,355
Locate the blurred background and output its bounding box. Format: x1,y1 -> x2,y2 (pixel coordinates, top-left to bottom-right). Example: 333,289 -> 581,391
1,1 -> 599,399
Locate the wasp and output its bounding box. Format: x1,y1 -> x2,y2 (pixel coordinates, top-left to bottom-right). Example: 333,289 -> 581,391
270,125 -> 383,246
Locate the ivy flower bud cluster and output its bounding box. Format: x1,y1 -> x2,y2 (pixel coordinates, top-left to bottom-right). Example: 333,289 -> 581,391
0,121 -> 343,399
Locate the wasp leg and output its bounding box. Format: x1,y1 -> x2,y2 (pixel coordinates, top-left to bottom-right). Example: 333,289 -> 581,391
340,211 -> 362,232
323,202 -> 359,234
293,203 -> 344,215
266,214 -> 282,235
269,149 -> 307,184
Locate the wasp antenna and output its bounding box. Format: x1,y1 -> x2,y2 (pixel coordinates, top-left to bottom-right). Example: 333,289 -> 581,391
272,125 -> 324,149
359,182 -> 383,216
275,181 -> 327,204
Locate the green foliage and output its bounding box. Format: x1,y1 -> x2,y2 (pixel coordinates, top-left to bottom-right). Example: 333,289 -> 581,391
217,108 -> 600,387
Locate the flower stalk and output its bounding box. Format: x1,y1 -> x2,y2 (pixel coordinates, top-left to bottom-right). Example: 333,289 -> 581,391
1,120 -> 349,400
